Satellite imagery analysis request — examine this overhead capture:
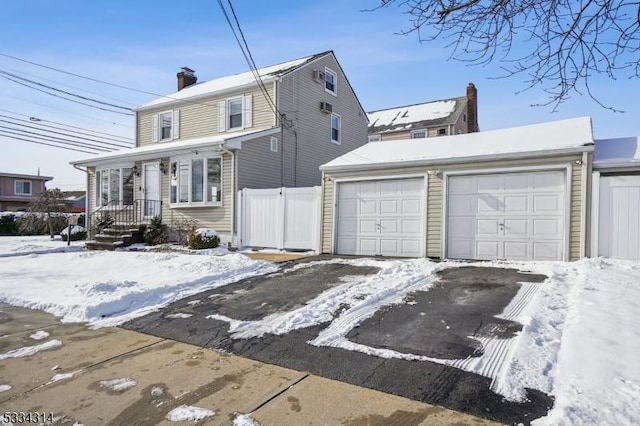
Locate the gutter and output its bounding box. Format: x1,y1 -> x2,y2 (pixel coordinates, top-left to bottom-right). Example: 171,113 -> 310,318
320,145 -> 594,173
593,161 -> 640,171
72,164 -> 89,216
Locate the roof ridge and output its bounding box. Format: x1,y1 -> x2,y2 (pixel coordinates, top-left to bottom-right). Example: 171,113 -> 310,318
367,96 -> 465,114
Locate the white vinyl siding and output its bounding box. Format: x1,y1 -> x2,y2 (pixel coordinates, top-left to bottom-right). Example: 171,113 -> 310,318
597,175 -> 640,260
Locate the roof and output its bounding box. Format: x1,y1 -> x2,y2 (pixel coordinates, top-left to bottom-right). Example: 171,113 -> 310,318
138,51 -> 332,111
367,97 -> 467,134
593,136 -> 640,170
70,127 -> 279,167
321,117 -> 594,172
0,172 -> 53,181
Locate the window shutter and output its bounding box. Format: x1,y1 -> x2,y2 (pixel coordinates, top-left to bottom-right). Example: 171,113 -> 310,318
218,101 -> 226,132
244,94 -> 252,128
152,114 -> 158,142
173,110 -> 180,139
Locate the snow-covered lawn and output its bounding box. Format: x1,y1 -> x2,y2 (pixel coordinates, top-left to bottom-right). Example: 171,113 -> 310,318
0,236 -> 638,425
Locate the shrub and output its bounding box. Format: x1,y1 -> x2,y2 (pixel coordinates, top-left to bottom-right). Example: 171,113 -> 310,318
170,216 -> 199,245
0,214 -> 18,236
144,216 -> 169,246
188,228 -> 220,250
60,225 -> 87,241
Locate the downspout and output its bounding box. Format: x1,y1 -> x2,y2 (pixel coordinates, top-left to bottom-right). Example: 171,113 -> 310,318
219,146 -> 236,247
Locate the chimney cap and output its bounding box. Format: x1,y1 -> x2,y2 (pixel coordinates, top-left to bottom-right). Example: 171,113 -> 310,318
180,66 -> 195,75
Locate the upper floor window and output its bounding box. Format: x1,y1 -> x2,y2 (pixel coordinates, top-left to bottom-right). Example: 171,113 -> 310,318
368,134 -> 381,142
96,167 -> 134,207
411,130 -> 426,139
325,67 -> 337,96
152,110 -> 180,142
14,180 -> 32,195
437,128 -> 447,136
331,113 -> 341,144
218,95 -> 253,132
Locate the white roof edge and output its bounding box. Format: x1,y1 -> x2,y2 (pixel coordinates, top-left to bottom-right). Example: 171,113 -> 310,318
71,127 -> 280,167
593,161 -> 640,170
135,77 -> 278,112
320,145 -> 593,173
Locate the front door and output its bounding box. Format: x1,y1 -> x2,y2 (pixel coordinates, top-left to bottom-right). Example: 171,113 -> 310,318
143,162 -> 161,218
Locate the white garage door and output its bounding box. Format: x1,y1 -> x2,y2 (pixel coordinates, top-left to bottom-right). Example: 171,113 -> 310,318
598,175 -> 640,260
447,171 -> 566,261
336,178 -> 425,257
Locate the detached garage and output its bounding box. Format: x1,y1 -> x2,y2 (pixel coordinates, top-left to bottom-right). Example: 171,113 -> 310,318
591,137 -> 640,260
320,117 -> 594,261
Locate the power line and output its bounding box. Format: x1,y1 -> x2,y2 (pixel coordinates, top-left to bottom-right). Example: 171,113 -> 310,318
0,132 -> 101,155
0,126 -> 111,152
0,73 -> 134,116
0,117 -> 132,149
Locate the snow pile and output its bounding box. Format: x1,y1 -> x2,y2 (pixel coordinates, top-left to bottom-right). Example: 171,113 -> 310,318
49,370 -> 82,384
194,228 -> 217,239
0,248 -> 278,327
60,225 -> 85,236
165,405 -> 214,422
165,313 -> 192,319
0,340 -> 62,360
29,330 -> 50,340
0,384 -> 11,393
98,378 -> 137,392
233,413 -> 262,426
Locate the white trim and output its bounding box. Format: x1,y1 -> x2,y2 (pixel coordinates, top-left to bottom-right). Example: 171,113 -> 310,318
324,66 -> 337,96
331,173 -> 428,257
158,110 -> 174,141
330,113 -> 341,145
14,180 -> 32,196
273,80 -> 278,127
142,161 -> 161,219
226,96 -> 245,132
580,151 -> 589,258
168,156 -> 223,208
590,170 -> 601,258
441,164 -> 572,261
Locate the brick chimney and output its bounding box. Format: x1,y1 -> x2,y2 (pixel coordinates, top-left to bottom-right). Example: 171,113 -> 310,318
466,82 -> 478,133
177,67 -> 197,91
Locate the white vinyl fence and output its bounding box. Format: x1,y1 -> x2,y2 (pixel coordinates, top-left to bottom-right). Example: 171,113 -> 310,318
237,186 -> 321,251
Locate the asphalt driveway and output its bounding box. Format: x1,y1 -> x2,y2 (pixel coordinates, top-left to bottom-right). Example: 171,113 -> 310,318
123,257 -> 552,424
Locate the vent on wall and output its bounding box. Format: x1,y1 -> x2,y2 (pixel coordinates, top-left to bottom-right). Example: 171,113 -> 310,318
313,69 -> 325,81
320,102 -> 333,113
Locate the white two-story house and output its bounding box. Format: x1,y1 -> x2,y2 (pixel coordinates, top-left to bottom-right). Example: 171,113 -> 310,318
71,51 -> 368,245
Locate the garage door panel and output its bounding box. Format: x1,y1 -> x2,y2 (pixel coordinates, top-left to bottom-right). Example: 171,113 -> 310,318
448,171 -> 565,261
336,178 -> 425,257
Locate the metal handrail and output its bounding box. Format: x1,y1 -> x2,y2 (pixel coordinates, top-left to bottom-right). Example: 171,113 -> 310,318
87,199 -> 162,238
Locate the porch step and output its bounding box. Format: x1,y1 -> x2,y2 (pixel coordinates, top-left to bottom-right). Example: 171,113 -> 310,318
85,225 -> 146,250
85,240 -> 124,251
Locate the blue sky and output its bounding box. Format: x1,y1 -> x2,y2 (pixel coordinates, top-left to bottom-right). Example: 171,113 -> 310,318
1,0 -> 638,190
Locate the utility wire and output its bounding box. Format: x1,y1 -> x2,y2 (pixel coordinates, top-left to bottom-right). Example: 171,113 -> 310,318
0,132 -> 99,155
0,126 -> 112,152
0,74 -> 134,116
0,70 -> 133,111
0,117 -> 132,149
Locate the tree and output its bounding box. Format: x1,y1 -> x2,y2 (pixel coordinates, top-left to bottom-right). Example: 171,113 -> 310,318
19,188 -> 69,237
371,0 -> 640,110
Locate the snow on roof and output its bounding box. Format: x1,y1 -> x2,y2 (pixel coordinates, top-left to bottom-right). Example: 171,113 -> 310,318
138,53 -> 325,110
367,99 -> 460,132
322,117 -> 594,171
70,127 -> 279,167
593,137 -> 640,167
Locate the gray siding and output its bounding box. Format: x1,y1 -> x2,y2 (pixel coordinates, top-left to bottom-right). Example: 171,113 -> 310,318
137,85 -> 276,147
237,133 -> 283,189
322,154 -> 587,261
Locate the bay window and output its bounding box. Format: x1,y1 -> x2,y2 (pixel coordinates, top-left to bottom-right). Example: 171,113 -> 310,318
96,167 -> 134,207
170,157 -> 222,206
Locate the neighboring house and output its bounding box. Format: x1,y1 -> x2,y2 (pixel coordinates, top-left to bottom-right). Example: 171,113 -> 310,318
319,117 -> 593,262
71,51 -> 368,245
0,172 -> 53,211
367,83 -> 479,142
591,136 -> 640,260
62,191 -> 86,213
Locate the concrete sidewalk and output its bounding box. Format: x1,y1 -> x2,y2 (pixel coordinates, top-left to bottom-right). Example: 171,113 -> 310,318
0,304 -> 496,425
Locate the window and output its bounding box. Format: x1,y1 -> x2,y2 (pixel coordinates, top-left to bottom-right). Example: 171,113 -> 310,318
331,113 -> 341,144
96,167 -> 134,207
219,95 -> 252,132
324,67 -> 337,95
368,134 -> 381,142
170,157 -> 221,206
14,180 -> 32,195
270,136 -> 278,152
411,130 -> 426,139
153,110 -> 179,142
437,128 -> 447,136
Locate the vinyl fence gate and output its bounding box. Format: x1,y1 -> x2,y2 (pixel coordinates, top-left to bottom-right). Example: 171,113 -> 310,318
237,186 -> 322,252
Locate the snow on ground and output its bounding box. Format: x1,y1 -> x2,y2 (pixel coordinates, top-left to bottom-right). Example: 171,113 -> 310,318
165,313 -> 192,319
0,237 -> 278,327
165,405 -> 215,422
233,413 -> 262,426
0,340 -> 62,360
98,378 -> 137,392
0,237 -> 639,424
29,330 -> 50,340
0,384 -> 11,393
0,235 -> 84,258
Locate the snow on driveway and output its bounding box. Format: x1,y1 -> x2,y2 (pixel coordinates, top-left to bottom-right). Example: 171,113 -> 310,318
0,237 -> 638,424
